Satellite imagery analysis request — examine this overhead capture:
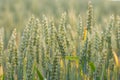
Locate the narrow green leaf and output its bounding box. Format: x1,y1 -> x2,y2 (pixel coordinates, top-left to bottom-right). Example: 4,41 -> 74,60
35,67 -> 44,80
100,64 -> 105,80
65,56 -> 79,61
89,62 -> 95,72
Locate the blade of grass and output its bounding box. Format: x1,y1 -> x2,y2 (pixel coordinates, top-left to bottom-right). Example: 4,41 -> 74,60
35,66 -> 44,80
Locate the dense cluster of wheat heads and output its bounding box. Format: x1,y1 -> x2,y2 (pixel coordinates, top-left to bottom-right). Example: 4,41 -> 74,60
0,2 -> 120,80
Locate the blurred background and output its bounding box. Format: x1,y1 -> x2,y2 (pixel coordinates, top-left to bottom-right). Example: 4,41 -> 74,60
0,0 -> 120,47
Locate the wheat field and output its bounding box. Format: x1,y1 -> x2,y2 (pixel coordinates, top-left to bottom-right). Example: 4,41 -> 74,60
0,0 -> 120,80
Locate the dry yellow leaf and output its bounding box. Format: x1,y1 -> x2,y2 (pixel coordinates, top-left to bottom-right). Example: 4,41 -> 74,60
60,59 -> 64,68
0,66 -> 3,79
83,27 -> 87,42
113,51 -> 119,67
